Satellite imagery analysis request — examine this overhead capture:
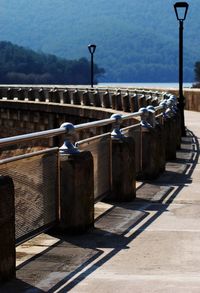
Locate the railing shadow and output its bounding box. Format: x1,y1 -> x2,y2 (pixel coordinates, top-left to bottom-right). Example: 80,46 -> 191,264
1,129 -> 199,292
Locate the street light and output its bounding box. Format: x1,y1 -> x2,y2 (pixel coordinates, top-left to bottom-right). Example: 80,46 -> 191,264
88,44 -> 96,88
174,2 -> 189,137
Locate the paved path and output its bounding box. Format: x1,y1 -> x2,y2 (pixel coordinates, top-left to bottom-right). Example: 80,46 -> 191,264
1,110 -> 200,293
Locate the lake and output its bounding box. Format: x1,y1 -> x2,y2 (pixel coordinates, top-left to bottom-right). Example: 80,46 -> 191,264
98,82 -> 193,88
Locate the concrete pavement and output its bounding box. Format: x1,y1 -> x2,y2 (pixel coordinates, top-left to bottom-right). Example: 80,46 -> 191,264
1,110 -> 200,292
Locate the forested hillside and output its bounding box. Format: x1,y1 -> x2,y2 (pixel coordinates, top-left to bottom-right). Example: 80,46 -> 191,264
0,0 -> 199,82
0,41 -> 104,84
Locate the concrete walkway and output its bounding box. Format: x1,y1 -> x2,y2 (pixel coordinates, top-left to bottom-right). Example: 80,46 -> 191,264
1,110 -> 200,293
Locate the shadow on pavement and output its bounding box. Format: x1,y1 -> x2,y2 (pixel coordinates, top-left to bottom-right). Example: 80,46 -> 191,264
1,129 -> 199,292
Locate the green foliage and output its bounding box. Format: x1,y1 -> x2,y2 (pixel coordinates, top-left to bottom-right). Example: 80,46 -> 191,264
0,41 -> 105,84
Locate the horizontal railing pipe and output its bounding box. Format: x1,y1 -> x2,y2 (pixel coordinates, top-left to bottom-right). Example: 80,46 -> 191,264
0,103 -> 165,149
0,128 -> 66,148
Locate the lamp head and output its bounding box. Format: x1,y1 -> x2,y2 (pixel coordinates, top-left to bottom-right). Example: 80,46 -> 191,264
88,44 -> 96,54
174,2 -> 189,21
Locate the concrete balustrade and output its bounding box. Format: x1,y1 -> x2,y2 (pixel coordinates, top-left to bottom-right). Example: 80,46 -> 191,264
0,85 -> 165,115
1,85 -> 200,112
0,85 -> 184,283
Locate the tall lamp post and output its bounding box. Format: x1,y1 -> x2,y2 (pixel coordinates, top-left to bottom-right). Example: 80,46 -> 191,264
174,2 -> 189,137
88,44 -> 96,88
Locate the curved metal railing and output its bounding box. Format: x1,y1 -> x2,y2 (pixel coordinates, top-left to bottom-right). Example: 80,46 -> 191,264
0,91 -> 177,153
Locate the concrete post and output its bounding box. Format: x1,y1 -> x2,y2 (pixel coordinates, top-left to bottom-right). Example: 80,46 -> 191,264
49,88 -> 59,103
59,151 -> 94,233
92,90 -> 101,107
138,95 -> 146,108
102,90 -> 111,108
156,123 -> 166,173
82,90 -> 90,106
38,88 -> 46,102
17,88 -> 24,101
111,92 -> 117,110
110,137 -> 136,201
122,91 -> 130,112
27,88 -> 35,101
163,116 -> 177,161
0,176 -> 15,282
139,126 -> 163,180
115,91 -> 122,110
130,94 -> 138,112
72,89 -> 81,105
176,110 -> 182,149
7,88 -> 14,100
63,89 -> 71,104
52,89 -> 60,103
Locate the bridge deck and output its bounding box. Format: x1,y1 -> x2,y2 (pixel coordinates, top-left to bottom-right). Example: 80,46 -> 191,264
1,110 -> 200,293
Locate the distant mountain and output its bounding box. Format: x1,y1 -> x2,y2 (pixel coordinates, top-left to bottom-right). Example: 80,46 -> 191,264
0,41 -> 104,84
0,0 -> 199,82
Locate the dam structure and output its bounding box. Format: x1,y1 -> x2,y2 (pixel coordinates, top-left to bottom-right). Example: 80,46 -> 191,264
0,85 -> 200,292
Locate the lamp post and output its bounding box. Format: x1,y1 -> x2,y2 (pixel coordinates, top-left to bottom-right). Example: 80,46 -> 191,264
88,44 -> 96,88
174,2 -> 189,137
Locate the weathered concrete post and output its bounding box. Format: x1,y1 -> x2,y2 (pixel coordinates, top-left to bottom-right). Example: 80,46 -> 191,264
49,88 -> 60,103
59,123 -> 94,233
161,100 -> 177,161
115,90 -> 122,111
63,89 -> 71,104
72,89 -> 81,105
109,114 -> 136,201
156,122 -> 166,173
111,92 -> 117,110
139,107 -> 164,179
122,91 -> 130,112
169,95 -> 182,149
130,94 -> 138,112
92,89 -> 101,107
0,176 -> 15,282
38,88 -> 46,102
82,90 -> 91,106
102,90 -> 111,108
17,88 -> 24,101
52,88 -> 60,103
7,87 -> 14,100
27,88 -> 35,101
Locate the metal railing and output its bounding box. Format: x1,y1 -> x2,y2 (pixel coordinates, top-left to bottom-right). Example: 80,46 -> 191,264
0,100 -> 171,151
0,89 -> 178,244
